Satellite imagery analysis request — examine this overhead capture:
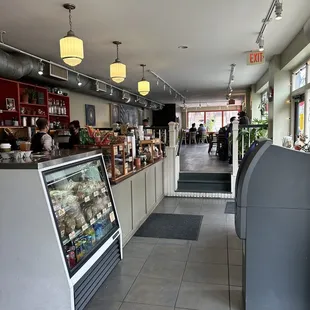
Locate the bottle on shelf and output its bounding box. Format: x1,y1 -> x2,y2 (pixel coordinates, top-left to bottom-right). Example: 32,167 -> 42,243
63,102 -> 67,116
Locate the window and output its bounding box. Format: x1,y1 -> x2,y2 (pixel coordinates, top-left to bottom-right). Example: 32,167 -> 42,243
187,112 -> 205,128
259,91 -> 268,120
293,66 -> 307,90
206,111 -> 222,132
223,111 -> 238,126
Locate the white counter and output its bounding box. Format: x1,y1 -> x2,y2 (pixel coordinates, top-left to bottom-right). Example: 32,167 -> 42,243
112,159 -> 164,244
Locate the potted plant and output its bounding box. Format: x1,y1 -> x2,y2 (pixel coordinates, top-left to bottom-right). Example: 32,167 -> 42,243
21,89 -> 30,103
28,89 -> 38,104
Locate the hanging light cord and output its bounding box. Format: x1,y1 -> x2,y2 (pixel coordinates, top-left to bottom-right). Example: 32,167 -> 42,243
68,8 -> 73,31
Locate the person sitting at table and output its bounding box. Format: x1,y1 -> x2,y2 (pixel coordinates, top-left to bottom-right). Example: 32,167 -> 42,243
189,123 -> 197,132
198,123 -> 207,143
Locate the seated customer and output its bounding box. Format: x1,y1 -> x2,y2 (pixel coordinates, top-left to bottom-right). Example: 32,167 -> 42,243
69,120 -> 81,149
198,123 -> 207,143
189,123 -> 197,132
31,118 -> 53,153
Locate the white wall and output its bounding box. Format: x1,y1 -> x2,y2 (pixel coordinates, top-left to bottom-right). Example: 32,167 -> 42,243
69,91 -> 111,127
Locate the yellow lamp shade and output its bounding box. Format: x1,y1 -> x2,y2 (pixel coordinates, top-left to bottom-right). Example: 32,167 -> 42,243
138,79 -> 150,96
110,61 -> 126,83
60,34 -> 84,67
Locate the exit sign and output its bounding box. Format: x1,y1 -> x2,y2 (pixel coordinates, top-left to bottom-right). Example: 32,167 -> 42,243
247,51 -> 265,65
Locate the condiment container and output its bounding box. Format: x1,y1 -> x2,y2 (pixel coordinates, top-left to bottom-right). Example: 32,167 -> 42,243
0,143 -> 11,152
20,142 -> 31,151
134,157 -> 141,169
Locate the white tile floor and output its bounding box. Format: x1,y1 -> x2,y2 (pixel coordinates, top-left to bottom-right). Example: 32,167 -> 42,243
86,197 -> 244,310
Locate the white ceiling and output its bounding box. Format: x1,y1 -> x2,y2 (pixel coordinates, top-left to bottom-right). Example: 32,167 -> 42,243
0,0 -> 310,104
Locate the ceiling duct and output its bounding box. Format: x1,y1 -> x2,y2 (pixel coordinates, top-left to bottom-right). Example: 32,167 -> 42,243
0,48 -> 163,110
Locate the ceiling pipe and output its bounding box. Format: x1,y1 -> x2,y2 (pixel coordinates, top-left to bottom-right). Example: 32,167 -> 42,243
0,41 -> 164,110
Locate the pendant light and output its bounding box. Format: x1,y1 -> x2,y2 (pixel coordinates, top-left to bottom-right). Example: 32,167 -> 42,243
138,64 -> 150,96
59,3 -> 84,67
110,41 -> 126,83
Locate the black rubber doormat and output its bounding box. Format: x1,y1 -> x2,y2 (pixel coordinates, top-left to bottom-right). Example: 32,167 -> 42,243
135,213 -> 203,241
225,201 -> 236,214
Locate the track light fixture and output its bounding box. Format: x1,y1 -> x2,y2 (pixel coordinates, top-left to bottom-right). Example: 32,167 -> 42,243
169,88 -> 172,95
76,73 -> 82,86
258,37 -> 264,51
38,60 -> 44,75
275,0 -> 283,20
110,87 -> 114,96
226,64 -> 236,99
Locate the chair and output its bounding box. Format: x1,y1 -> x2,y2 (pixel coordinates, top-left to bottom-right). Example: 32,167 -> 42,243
199,131 -> 207,143
208,133 -> 217,154
189,132 -> 197,144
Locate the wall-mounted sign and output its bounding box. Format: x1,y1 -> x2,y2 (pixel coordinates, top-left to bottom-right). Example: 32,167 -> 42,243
247,51 -> 265,65
228,99 -> 235,105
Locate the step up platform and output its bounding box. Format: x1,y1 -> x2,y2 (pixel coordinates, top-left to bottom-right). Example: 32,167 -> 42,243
177,172 -> 231,193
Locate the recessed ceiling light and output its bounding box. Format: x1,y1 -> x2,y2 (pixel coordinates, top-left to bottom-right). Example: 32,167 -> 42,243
178,46 -> 188,49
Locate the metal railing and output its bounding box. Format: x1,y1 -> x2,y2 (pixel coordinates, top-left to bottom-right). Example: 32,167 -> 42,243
177,129 -> 183,156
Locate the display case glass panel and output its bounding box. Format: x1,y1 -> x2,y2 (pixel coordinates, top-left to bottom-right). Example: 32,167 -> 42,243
43,156 -> 119,275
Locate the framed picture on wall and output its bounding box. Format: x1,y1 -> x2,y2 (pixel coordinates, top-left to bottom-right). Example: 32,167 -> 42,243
85,104 -> 96,126
111,103 -> 120,124
5,98 -> 16,111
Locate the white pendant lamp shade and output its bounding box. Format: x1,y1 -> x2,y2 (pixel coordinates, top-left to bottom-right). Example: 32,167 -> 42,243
60,32 -> 84,67
60,4 -> 84,67
138,64 -> 150,96
110,61 -> 126,83
138,79 -> 150,96
110,41 -> 126,83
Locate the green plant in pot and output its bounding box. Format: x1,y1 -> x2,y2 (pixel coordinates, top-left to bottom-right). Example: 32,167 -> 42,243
21,88 -> 30,103
28,89 -> 38,104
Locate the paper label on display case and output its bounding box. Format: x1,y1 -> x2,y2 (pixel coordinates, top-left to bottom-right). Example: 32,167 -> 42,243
101,188 -> 105,194
69,231 -> 76,240
114,146 -> 118,154
119,145 -> 123,151
90,218 -> 96,225
109,211 -> 115,223
84,196 -> 90,203
108,202 -> 112,208
102,208 -> 108,214
97,212 -> 102,219
57,208 -> 65,218
82,224 -> 89,231
94,191 -> 99,197
129,157 -> 133,162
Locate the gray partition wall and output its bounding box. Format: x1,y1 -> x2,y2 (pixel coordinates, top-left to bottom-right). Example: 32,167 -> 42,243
235,140 -> 310,310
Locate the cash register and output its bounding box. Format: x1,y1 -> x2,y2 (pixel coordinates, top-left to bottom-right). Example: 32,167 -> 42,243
235,139 -> 310,310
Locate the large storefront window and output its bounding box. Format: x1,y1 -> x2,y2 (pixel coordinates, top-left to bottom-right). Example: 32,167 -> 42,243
187,110 -> 239,131
187,112 -> 205,128
206,111 -> 222,132
223,111 -> 238,126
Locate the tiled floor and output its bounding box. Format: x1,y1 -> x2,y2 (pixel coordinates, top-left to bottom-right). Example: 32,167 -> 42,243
180,144 -> 232,173
86,197 -> 243,310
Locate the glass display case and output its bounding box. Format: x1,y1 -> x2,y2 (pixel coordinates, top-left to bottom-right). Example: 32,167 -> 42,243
102,142 -> 134,182
43,156 -> 119,275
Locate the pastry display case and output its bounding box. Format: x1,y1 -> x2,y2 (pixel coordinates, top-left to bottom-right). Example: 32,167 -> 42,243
0,150 -> 122,310
43,155 -> 119,275
139,139 -> 162,163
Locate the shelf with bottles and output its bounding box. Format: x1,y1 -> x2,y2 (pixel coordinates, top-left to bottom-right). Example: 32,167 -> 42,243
44,158 -> 117,272
47,93 -> 70,120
